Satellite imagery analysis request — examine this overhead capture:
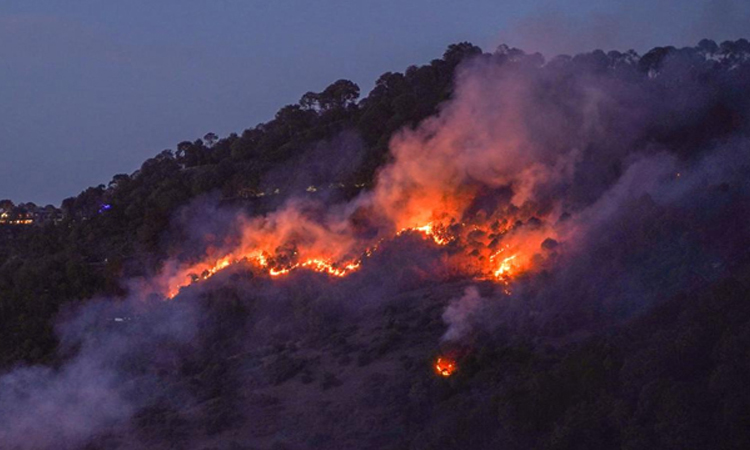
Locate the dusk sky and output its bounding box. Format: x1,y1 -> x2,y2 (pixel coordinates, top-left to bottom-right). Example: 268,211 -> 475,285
2,0 -> 749,205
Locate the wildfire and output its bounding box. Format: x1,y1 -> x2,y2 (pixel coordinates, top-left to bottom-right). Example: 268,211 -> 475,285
166,253 -> 363,298
410,223 -> 453,246
147,55 -> 579,306
435,356 -> 457,377
269,258 -> 361,278
490,247 -> 518,281
161,215 -> 556,299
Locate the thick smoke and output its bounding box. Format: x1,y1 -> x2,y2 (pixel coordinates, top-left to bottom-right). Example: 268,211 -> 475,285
2,41 -> 750,448
0,296 -> 202,449
152,39 -> 750,340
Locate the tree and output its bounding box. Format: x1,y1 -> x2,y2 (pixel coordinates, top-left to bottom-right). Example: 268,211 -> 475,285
300,80 -> 360,112
442,42 -> 482,65
203,132 -> 218,147
697,39 -> 718,54
319,79 -> 360,110
639,46 -> 676,73
300,91 -> 320,111
109,174 -> 130,189
176,141 -> 209,168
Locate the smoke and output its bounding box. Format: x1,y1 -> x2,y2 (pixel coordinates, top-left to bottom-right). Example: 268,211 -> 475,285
2,41 -> 750,447
260,130 -> 365,202
0,362 -> 134,449
151,40 -> 750,337
153,49 -> 598,298
441,286 -> 487,342
0,295 -> 202,449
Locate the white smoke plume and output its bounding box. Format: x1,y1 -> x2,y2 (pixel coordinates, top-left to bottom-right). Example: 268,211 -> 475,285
441,286 -> 487,342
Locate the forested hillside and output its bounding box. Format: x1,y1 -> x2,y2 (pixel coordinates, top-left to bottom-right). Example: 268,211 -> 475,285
0,42 -> 484,366
2,39 -> 750,449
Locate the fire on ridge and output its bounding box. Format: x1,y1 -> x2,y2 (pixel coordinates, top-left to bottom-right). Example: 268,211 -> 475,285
156,61 -> 568,300
163,215 -> 553,299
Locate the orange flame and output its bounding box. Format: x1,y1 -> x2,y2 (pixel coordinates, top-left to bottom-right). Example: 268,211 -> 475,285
398,222 -> 453,246
160,214 -> 558,299
154,66 -> 573,299
435,356 -> 457,377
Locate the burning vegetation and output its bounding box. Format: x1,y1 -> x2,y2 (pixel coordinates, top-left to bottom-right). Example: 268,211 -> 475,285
160,212 -> 555,299
157,116 -> 564,299
151,46 -> 588,300
435,356 -> 458,377
4,38 -> 750,450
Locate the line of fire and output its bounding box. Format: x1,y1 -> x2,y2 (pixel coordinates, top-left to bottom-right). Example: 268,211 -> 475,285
156,203 -> 562,378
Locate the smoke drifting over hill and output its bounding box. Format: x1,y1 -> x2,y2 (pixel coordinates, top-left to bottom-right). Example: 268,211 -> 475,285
2,41 -> 750,449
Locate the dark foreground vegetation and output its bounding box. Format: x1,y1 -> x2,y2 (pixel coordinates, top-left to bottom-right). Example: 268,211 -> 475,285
1,39 -> 750,449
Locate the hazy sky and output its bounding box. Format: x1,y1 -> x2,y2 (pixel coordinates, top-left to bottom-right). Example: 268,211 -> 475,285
2,0 -> 749,205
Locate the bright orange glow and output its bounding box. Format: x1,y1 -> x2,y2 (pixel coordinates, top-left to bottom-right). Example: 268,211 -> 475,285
146,61 -> 584,302
160,213 -> 558,299
164,252 -> 363,298
398,222 -> 453,246
490,247 -> 518,280
154,87 -> 567,300
435,357 -> 457,377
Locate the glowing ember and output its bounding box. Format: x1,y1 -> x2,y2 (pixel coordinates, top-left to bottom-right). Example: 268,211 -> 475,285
268,266 -> 291,277
398,222 -> 453,246
435,357 -> 457,377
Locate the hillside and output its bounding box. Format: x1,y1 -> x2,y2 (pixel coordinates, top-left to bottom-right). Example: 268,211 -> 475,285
1,39 -> 750,449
